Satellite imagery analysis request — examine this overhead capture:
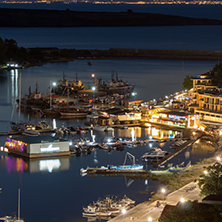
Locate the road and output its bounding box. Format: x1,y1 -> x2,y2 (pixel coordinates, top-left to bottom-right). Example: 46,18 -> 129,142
108,180 -> 201,222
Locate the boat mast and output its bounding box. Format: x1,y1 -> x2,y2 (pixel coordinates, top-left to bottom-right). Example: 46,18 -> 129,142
123,152 -> 135,166
18,73 -> 21,123
18,188 -> 20,220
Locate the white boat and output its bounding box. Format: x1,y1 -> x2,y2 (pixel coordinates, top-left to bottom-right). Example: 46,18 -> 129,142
93,125 -> 106,132
104,126 -> 114,131
82,211 -> 96,217
142,147 -> 168,160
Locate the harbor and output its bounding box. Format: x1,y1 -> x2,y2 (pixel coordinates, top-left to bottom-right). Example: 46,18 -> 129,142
0,33 -> 221,221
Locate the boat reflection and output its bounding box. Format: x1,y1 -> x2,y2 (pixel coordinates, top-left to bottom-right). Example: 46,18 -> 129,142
3,155 -> 70,173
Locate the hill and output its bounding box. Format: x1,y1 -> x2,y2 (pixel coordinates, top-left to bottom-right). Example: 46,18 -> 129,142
0,8 -> 222,27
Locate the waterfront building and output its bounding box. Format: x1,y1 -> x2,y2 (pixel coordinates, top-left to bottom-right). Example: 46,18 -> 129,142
188,73 -> 222,123
4,135 -> 70,158
148,108 -> 199,129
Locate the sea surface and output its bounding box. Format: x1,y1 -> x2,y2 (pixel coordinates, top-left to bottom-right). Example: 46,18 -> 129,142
0,3 -> 220,222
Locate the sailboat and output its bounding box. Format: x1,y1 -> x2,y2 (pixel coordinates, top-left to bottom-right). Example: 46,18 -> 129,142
0,189 -> 26,222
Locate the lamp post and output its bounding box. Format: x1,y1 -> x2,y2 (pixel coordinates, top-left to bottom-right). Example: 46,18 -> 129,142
161,188 -> 166,200
122,208 -> 126,222
50,81 -> 56,108
92,86 -> 96,107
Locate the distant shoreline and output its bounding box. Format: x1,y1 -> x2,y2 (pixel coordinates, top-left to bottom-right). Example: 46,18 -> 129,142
25,48 -> 222,67
0,8 -> 222,27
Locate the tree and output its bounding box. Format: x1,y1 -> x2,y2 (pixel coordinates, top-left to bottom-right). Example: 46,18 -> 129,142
198,162 -> 222,197
210,63 -> 222,85
182,75 -> 193,90
0,37 -> 7,63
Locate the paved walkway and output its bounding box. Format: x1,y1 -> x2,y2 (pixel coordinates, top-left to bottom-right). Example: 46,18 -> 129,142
108,180 -> 201,222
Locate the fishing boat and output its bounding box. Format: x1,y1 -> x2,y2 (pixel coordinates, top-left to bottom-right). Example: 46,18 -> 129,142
109,152 -> 143,170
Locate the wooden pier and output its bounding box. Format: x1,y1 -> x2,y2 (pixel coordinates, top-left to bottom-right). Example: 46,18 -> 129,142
154,138 -> 199,168
82,167 -> 150,176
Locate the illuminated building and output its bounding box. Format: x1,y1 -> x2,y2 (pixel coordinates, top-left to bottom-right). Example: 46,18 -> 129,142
189,73 -> 222,123
5,135 -> 70,158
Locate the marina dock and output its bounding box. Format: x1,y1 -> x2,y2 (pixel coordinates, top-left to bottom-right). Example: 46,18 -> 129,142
82,167 -> 150,175
154,137 -> 199,168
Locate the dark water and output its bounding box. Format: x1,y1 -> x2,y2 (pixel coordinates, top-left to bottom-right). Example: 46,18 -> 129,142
0,59 -> 217,222
0,25 -> 222,50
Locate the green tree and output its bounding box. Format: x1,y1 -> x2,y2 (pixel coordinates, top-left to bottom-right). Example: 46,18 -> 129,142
198,162 -> 222,197
182,75 -> 193,90
211,63 -> 222,85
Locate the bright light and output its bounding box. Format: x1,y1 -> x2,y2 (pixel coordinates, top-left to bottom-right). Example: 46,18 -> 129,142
4,148 -> 8,152
161,188 -> 166,194
40,144 -> 60,153
52,82 -> 57,86
69,141 -> 72,146
204,170 -> 208,175
180,197 -> 185,203
216,156 -> 221,161
92,86 -> 96,91
91,74 -> 95,77
39,159 -> 61,173
148,217 -> 153,222
122,208 -> 126,214
149,136 -> 152,140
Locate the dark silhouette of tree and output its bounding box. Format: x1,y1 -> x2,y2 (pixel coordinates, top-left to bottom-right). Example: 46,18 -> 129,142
0,37 -> 7,63
182,75 -> 193,90
198,162 -> 222,197
210,63 -> 222,85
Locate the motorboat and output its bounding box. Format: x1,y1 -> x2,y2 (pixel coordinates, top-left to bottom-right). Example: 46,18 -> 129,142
142,147 -> 168,161
170,139 -> 187,149
0,216 -> 25,222
104,126 -> 114,132
93,125 -> 106,132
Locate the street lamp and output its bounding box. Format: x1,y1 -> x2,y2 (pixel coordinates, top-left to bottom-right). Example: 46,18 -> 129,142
92,86 -> 96,106
50,81 -> 56,108
180,197 -> 185,203
161,188 -> 166,200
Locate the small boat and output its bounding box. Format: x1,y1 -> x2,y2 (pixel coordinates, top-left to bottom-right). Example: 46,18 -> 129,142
21,129 -> 40,137
109,152 -> 143,170
93,125 -> 106,132
104,126 -> 114,132
142,147 -> 168,161
88,60 -> 93,65
82,211 -> 96,217
170,139 -> 187,149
